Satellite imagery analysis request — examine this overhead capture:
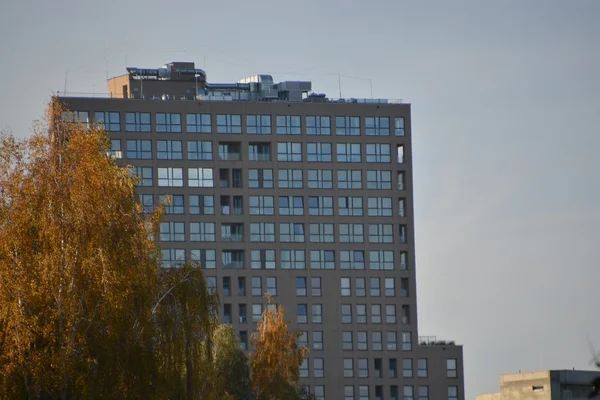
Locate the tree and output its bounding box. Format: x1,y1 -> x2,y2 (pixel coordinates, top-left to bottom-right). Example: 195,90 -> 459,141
249,295 -> 308,400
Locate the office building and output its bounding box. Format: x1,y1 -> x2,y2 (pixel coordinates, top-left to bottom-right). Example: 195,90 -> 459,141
57,61 -> 464,400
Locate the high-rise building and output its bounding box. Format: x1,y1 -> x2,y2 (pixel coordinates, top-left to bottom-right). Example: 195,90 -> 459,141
57,61 -> 464,400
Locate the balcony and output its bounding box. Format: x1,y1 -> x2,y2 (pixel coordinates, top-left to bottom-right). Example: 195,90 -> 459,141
223,261 -> 244,269
249,153 -> 271,161
222,233 -> 243,242
219,152 -> 241,161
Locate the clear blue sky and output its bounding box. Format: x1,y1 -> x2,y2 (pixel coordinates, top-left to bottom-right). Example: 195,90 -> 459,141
2,0 -> 600,397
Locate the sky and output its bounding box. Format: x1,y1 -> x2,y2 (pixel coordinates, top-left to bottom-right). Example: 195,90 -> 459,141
1,0 -> 600,397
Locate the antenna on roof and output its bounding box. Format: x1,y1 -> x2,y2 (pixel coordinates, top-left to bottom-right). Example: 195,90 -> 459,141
338,73 -> 342,98
64,70 -> 68,93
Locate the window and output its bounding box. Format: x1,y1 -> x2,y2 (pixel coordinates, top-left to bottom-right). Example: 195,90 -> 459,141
157,140 -> 183,160
310,250 -> 335,270
365,116 -> 390,136
239,331 -> 248,349
238,277 -> 246,296
336,143 -> 361,162
279,196 -> 303,216
298,331 -> 308,348
343,331 -> 353,350
402,305 -> 410,324
385,278 -> 395,296
251,277 -> 262,296
95,111 -> 120,131
187,168 -> 213,187
309,223 -> 334,243
296,277 -> 307,296
161,249 -> 185,268
280,223 -> 305,243
399,225 -> 408,243
248,168 -> 274,188
366,143 -> 391,163
62,111 -> 90,127
126,139 -> 152,159
306,116 -> 331,135
311,277 -> 322,296
216,114 -> 241,134
186,113 -> 211,133
190,222 -> 215,242
281,250 -> 306,269
110,139 -> 122,159
397,171 -> 405,191
403,359 -> 413,378
358,358 -> 369,378
344,359 -> 354,378
397,145 -> 405,163
344,386 -> 355,400
156,113 -> 181,133
448,386 -> 458,400
402,332 -> 412,351
401,278 -> 409,296
338,197 -> 362,216
357,331 -> 367,350
138,194 -> 153,213
340,224 -> 364,243
370,277 -> 381,296
357,304 -> 367,324
398,198 -> 406,217
341,304 -> 352,323
375,385 -> 383,400
299,358 -> 309,378
447,359 -> 457,378
337,170 -> 362,189
187,141 -> 213,160
307,143 -> 332,162
417,359 -> 428,378
157,167 -> 183,187
124,112 -> 150,132
249,142 -> 271,161
386,305 -> 397,323
387,332 -> 397,350
221,222 -> 243,241
312,304 -> 323,323
356,278 -> 366,297
404,386 -> 414,400
276,115 -> 301,135
394,117 -> 405,136
371,304 -> 381,324
222,250 -> 244,269
266,277 -> 277,296
369,224 -> 394,243
367,170 -> 392,189
207,276 -> 218,292
341,278 -> 351,296
358,386 -> 369,400
314,385 -> 325,400
389,359 -> 398,378
278,169 -> 303,189
369,250 -> 394,270
277,142 -> 302,161
336,116 -> 360,135
368,197 -> 393,216
191,249 -> 216,269
418,386 -> 429,400
223,304 -> 232,323
189,195 -> 214,215
250,223 -> 275,242
307,169 -> 333,189
372,331 -> 383,351
308,196 -> 334,216
297,304 -> 308,323
249,196 -> 274,215
252,304 -> 263,322
160,222 -> 185,242
251,250 -> 276,269
247,114 -> 271,134
390,386 -> 399,400
400,252 -> 408,270
159,194 -> 184,214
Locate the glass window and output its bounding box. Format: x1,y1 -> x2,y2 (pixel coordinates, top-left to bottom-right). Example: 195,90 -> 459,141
187,141 -> 213,160
340,250 -> 365,270
338,197 -> 363,216
125,112 -> 150,132
312,331 -> 323,350
126,139 -> 152,159
129,167 -> 152,187
386,305 -> 397,323
278,169 -> 303,189
398,198 -> 406,217
387,332 -> 397,350
336,116 -> 360,136
276,115 -> 301,135
266,277 -> 277,296
280,223 -> 305,243
417,359 -> 428,378
159,194 -> 184,214
448,386 -> 458,400
249,142 -> 271,161
161,249 -> 185,268
397,145 -> 405,163
369,224 -> 394,243
248,168 -> 274,188
216,114 -> 241,134
372,331 -> 383,351
356,278 -> 366,297
336,143 -> 361,163
252,303 -> 263,322
358,358 -> 369,378
307,143 -> 332,162
307,169 -> 333,189
277,142 -> 302,162
250,196 -> 275,215
298,331 -> 308,348
94,111 -> 120,131
370,277 -> 381,296
310,250 -> 335,270
250,223 -> 275,242
390,359 -> 398,379
297,304 -> 308,323
186,113 -> 211,133
365,116 -> 390,136
400,252 -> 408,270
344,358 -> 354,378
311,277 -> 322,296
279,196 -> 304,216
62,111 -> 90,127
308,196 -> 333,216
251,276 -> 262,296
343,331 -> 353,350
403,358 -> 413,377
341,278 -> 351,296
357,331 -> 367,350
250,250 -> 276,270
385,278 -> 395,297
357,304 -> 367,324
109,139 -> 122,159
189,195 -> 214,215
306,116 -> 331,135
369,250 -> 394,270
340,224 -> 364,243
397,171 -> 405,190
189,222 -> 215,242
296,277 -> 307,296
138,194 -> 154,214
190,249 -> 216,269
394,117 -> 405,136
418,386 -> 428,400
344,386 -> 355,400
312,304 -> 323,323
157,140 -> 183,160
366,170 -> 392,190
402,332 -> 412,351
337,170 -> 362,189
314,385 -> 325,400
281,250 -> 306,269
368,197 -> 393,216
371,304 -> 381,324
447,359 -> 458,378
156,113 -> 181,133
341,304 -> 352,323
247,114 -> 271,134
159,222 -> 185,242
157,167 -> 183,187
366,143 -> 391,163
309,223 -> 334,243
188,168 -> 213,187
404,386 -> 414,400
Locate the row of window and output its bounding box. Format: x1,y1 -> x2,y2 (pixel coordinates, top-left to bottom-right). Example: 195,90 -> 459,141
131,167 -> 406,190
159,222 -> 408,245
342,357 -> 434,378
114,140 -> 405,163
290,384 -> 459,400
65,111 -> 406,136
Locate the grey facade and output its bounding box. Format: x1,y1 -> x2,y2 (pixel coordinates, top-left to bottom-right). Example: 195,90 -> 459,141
57,61 -> 464,400
477,370 -> 598,400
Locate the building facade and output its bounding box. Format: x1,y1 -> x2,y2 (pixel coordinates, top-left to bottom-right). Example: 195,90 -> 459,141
58,61 -> 464,400
477,369 -> 597,400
